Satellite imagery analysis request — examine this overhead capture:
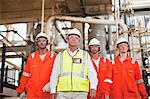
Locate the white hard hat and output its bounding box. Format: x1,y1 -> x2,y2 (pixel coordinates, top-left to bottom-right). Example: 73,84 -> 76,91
89,38 -> 100,46
116,37 -> 128,47
35,32 -> 48,41
67,28 -> 81,38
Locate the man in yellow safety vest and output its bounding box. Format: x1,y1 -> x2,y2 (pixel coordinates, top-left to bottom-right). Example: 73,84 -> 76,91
50,28 -> 98,99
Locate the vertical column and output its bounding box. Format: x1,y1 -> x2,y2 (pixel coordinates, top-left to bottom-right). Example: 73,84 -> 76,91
0,43 -> 6,93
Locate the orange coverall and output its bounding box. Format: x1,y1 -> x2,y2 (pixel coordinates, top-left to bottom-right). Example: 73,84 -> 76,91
16,51 -> 56,99
88,56 -> 113,99
110,55 -> 148,99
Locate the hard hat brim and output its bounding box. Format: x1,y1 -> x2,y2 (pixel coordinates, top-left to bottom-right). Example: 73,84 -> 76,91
36,36 -> 48,40
67,34 -> 80,38
117,41 -> 128,47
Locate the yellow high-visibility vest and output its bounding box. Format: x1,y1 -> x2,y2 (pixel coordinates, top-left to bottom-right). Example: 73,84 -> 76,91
57,49 -> 89,92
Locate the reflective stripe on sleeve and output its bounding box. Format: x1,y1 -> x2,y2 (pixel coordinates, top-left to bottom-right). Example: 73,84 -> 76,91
22,71 -> 30,77
136,79 -> 143,84
104,78 -> 113,84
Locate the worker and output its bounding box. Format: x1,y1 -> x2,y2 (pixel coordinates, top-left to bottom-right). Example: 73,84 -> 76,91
16,32 -> 57,99
50,28 -> 98,99
88,38 -> 113,99
110,37 -> 148,99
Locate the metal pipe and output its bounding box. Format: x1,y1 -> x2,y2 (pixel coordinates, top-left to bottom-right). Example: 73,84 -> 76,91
41,0 -> 45,33
0,34 -> 26,59
45,16 -> 128,37
108,25 -> 113,60
0,30 -> 27,42
55,21 -> 67,43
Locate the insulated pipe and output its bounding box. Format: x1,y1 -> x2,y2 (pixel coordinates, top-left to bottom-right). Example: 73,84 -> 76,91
41,0 -> 45,33
108,25 -> 114,60
45,16 -> 128,38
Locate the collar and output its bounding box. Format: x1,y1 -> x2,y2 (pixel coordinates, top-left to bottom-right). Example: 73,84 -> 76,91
116,54 -> 131,62
67,47 -> 80,57
67,47 -> 80,52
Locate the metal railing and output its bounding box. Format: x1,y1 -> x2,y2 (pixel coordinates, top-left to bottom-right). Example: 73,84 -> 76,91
0,30 -> 26,95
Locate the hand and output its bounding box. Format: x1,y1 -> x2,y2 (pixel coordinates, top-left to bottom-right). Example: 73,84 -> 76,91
51,93 -> 56,99
42,82 -> 50,92
16,86 -> 25,94
90,89 -> 96,99
48,42 -> 53,45
105,94 -> 110,99
20,91 -> 26,99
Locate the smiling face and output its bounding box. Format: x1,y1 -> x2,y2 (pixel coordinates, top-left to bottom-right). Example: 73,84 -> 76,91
117,42 -> 129,54
37,37 -> 47,49
67,34 -> 80,47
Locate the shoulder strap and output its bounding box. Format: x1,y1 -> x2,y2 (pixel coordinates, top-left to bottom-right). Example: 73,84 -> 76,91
59,51 -> 64,75
101,56 -> 106,63
111,59 -> 115,65
103,57 -> 106,63
82,50 -> 86,64
81,50 -> 87,74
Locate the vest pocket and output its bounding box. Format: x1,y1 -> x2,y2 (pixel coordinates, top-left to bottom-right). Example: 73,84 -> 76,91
111,70 -> 119,96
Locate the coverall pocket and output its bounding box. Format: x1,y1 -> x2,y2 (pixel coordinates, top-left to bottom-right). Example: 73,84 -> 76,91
113,70 -> 119,77
114,71 -> 118,73
127,70 -> 137,93
99,68 -> 107,77
112,70 -> 119,85
101,68 -> 107,71
30,65 -> 38,69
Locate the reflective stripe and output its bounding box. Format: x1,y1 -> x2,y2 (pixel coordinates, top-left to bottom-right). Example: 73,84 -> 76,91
60,51 -> 86,75
104,78 -> 113,84
59,72 -> 88,79
59,50 -> 87,78
81,51 -> 86,74
136,79 -> 143,84
22,71 -> 30,77
103,57 -> 106,62
111,59 -> 115,65
31,52 -> 35,58
60,52 -> 63,74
